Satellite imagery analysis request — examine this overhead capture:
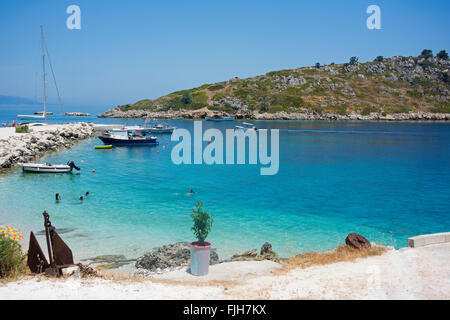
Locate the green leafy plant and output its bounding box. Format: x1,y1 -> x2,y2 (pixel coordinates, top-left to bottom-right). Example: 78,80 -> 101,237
190,202 -> 213,246
15,125 -> 28,133
0,237 -> 27,279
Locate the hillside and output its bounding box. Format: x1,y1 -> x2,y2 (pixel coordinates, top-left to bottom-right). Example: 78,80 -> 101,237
100,52 -> 450,120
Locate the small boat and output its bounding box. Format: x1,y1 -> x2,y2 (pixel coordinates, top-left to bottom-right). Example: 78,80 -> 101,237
147,123 -> 176,134
236,122 -> 257,130
17,114 -> 46,120
19,161 -> 80,173
99,129 -> 158,145
205,116 -> 235,121
95,145 -> 113,149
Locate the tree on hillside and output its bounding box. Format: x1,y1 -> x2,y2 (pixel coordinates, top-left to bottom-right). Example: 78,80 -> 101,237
349,56 -> 358,65
315,62 -> 321,69
419,49 -> 433,59
437,50 -> 449,60
375,56 -> 384,62
181,93 -> 192,105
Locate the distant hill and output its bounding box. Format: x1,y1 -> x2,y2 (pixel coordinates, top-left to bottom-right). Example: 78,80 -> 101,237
0,95 -> 39,105
100,52 -> 450,119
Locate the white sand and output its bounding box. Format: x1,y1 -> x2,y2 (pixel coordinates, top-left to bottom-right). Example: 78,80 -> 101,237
1,243 -> 449,300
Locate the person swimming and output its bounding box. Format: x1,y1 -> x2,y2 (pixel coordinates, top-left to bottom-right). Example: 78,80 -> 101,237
55,193 -> 61,201
86,191 -> 90,196
187,189 -> 195,195
79,196 -> 84,201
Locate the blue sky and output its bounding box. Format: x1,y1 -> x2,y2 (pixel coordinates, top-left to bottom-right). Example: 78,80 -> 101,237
0,0 -> 449,108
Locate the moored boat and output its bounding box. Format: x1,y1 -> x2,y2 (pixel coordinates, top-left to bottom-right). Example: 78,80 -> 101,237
99,129 -> 158,145
147,123 -> 176,133
95,145 -> 113,149
18,161 -> 80,173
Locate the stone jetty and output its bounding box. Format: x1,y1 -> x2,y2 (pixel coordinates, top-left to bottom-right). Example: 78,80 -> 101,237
0,122 -> 95,169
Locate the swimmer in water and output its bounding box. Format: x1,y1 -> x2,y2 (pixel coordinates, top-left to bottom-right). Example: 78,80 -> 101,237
56,193 -> 61,201
187,189 -> 195,195
80,196 -> 84,201
86,191 -> 90,196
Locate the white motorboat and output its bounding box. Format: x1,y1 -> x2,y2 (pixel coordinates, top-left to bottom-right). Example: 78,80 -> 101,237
235,122 -> 257,130
148,123 -> 176,134
18,161 -> 80,173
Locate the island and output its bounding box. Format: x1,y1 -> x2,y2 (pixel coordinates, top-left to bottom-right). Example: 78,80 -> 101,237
99,51 -> 450,121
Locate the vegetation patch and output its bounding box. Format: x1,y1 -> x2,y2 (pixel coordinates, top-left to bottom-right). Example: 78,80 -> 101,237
15,125 -> 28,133
0,237 -> 27,280
283,245 -> 387,270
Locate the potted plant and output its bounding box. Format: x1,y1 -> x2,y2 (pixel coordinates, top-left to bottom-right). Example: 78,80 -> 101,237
190,201 -> 213,276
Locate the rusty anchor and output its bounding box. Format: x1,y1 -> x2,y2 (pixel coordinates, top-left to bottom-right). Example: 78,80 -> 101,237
27,211 -> 75,277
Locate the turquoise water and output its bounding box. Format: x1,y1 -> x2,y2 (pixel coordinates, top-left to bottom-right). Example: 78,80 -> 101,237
1,119 -> 450,261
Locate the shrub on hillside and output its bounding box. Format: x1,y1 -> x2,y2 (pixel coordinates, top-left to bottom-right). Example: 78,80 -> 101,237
419,49 -> 433,59
437,50 -> 448,60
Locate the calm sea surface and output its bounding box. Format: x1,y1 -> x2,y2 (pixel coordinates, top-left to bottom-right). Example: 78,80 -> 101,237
1,105 -> 450,260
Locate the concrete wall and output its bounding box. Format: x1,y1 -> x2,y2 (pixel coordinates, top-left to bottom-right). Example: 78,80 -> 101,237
408,232 -> 450,248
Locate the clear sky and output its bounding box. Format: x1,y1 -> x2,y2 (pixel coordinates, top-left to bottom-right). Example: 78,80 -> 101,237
0,0 -> 449,108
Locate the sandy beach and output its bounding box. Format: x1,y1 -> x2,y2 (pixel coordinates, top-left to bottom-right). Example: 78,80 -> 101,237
1,243 -> 448,300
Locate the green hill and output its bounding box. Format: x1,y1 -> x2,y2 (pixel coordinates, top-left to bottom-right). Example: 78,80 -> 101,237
101,52 -> 450,118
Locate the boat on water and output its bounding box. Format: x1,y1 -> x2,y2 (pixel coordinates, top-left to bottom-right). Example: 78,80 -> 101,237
95,145 -> 113,149
205,116 -> 235,121
98,129 -> 158,145
18,161 -> 80,173
235,122 -> 257,130
18,26 -> 49,121
147,123 -> 176,134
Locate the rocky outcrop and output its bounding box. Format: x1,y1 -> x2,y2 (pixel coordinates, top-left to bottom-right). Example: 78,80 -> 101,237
99,107 -> 450,121
231,242 -> 277,261
0,122 -> 95,169
135,242 -> 219,272
252,111 -> 450,121
64,112 -> 91,116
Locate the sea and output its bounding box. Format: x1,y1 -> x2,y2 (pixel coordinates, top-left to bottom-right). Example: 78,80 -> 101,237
1,104 -> 449,261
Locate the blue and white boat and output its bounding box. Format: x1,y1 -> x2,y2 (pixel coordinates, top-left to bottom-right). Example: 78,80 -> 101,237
147,123 -> 176,134
98,129 -> 158,145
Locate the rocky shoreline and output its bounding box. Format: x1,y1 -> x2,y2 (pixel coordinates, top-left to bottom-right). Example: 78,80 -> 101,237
0,122 -> 95,169
99,108 -> 450,121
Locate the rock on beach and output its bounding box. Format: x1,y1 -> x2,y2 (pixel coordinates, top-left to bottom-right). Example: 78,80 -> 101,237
135,242 -> 219,272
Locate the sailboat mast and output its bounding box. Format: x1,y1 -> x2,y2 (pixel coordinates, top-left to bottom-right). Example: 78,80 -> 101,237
41,25 -> 46,119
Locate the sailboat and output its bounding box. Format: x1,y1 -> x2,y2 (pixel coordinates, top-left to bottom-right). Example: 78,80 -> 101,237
18,26 -> 51,120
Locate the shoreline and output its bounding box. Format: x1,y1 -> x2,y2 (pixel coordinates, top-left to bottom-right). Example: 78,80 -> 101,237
1,242 -> 448,299
98,109 -> 450,121
0,122 -> 96,169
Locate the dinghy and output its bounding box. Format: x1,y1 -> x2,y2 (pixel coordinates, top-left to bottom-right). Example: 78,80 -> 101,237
18,161 -> 80,173
95,145 -> 113,149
